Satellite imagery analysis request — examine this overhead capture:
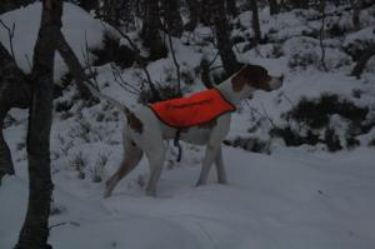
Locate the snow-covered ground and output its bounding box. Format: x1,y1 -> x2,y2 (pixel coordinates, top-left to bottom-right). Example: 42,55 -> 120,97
1,2 -> 375,249
1,146 -> 375,249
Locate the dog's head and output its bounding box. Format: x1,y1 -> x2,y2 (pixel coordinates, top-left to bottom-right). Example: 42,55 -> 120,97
231,64 -> 283,93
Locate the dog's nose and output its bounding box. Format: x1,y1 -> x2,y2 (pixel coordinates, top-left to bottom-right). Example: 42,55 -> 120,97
279,74 -> 285,82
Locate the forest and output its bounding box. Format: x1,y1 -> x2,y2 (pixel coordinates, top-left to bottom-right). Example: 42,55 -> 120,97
0,0 -> 374,248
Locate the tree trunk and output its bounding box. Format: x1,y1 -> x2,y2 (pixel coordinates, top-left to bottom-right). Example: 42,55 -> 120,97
352,0 -> 361,30
210,0 -> 239,75
141,0 -> 167,60
185,0 -> 200,31
161,0 -> 183,37
0,106 -> 13,185
201,0 -> 213,26
79,0 -> 99,12
290,0 -> 309,9
250,0 -> 262,46
14,0 -> 62,248
0,44 -> 32,183
0,0 -> 36,14
351,44 -> 375,79
268,0 -> 280,15
101,0 -> 129,27
226,0 -> 238,17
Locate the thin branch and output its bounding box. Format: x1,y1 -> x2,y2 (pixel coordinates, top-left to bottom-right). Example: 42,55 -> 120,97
0,19 -> 16,64
244,100 -> 277,129
319,0 -> 328,72
100,22 -> 160,100
110,64 -> 141,95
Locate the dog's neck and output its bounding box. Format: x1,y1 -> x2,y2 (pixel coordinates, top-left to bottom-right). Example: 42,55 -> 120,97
215,77 -> 254,106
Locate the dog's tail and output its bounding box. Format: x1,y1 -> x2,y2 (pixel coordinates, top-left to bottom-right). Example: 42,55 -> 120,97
83,81 -> 133,116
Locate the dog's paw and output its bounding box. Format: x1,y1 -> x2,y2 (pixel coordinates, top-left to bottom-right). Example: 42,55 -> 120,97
195,180 -> 206,187
103,189 -> 112,199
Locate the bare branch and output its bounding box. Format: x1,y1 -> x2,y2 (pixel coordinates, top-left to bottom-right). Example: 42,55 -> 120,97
104,23 -> 160,100
110,64 -> 141,95
0,19 -> 16,63
54,30 -> 94,100
319,0 -> 328,72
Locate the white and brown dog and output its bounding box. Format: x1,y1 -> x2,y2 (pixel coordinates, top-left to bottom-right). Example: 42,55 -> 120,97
99,64 -> 283,197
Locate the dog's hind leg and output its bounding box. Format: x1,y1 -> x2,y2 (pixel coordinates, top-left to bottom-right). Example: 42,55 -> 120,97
104,139 -> 143,198
215,145 -> 227,184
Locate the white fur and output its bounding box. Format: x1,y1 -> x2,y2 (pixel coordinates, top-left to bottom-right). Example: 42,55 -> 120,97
104,70 -> 283,197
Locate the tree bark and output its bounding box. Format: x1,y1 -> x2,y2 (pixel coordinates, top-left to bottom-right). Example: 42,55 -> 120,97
201,0 -> 213,26
226,0 -> 238,17
250,0 -> 262,46
352,0 -> 361,30
78,0 -> 99,12
210,0 -> 240,75
351,44 -> 375,79
0,44 -> 31,183
0,106 -> 13,185
141,0 -> 167,60
161,0 -> 183,37
185,0 -> 200,30
0,0 -> 36,14
289,0 -> 309,9
268,0 -> 280,15
14,0 -> 62,248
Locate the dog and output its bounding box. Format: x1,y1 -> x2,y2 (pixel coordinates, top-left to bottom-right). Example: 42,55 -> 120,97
97,64 -> 283,197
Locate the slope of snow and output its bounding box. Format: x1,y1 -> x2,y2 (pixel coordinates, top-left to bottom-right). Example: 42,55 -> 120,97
0,2 -> 114,81
1,146 -> 374,249
1,2 -> 375,249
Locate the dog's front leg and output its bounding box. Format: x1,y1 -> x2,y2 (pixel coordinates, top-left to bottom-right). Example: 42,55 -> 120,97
145,147 -> 166,197
196,144 -> 220,186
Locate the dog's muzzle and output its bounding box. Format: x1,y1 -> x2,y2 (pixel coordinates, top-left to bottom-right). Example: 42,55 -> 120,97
268,75 -> 284,90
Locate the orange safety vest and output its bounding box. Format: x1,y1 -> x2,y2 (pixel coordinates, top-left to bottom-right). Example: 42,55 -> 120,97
149,88 -> 236,128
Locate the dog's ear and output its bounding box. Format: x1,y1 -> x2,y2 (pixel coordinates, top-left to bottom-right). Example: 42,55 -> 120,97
243,64 -> 272,91
231,65 -> 248,92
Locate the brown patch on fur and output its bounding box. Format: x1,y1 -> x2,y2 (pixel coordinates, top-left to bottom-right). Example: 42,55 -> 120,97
231,71 -> 247,92
128,112 -> 143,134
231,65 -> 272,92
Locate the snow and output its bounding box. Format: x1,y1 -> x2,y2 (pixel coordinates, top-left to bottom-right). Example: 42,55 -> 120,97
1,147 -> 375,249
0,2 -> 114,81
1,2 -> 375,249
